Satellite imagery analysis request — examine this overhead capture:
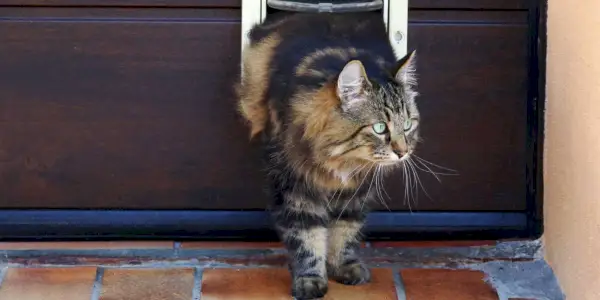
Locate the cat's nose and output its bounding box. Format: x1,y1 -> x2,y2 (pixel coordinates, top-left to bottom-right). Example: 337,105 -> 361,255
391,142 -> 408,157
393,149 -> 407,157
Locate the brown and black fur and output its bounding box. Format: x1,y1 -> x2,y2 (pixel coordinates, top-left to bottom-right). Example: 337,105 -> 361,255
237,11 -> 420,300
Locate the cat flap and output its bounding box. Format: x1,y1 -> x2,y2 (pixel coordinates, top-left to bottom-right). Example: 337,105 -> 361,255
267,0 -> 384,13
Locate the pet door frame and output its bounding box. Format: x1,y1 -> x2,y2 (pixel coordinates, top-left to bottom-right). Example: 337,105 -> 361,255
240,0 -> 409,59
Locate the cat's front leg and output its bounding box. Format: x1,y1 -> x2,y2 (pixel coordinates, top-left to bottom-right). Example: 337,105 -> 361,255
273,197 -> 329,300
327,208 -> 371,285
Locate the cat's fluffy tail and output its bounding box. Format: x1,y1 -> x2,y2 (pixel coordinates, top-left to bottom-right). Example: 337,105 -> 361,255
236,34 -> 282,139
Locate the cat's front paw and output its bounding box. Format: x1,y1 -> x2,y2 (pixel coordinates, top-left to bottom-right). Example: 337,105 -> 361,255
329,262 -> 371,285
292,275 -> 328,300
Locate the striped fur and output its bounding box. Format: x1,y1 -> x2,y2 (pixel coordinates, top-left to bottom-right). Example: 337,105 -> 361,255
237,11 -> 420,300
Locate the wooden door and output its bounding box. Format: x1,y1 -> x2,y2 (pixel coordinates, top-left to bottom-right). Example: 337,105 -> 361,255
0,0 -> 545,239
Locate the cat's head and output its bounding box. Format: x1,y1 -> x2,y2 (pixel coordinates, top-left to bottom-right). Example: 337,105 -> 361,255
299,51 -> 420,175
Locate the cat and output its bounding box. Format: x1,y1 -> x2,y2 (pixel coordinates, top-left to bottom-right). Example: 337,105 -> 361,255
237,11 -> 420,300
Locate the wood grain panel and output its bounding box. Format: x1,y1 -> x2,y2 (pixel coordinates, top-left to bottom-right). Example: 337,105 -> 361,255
0,8 -> 530,211
0,0 -> 241,8
410,0 -> 527,10
0,8 -> 260,208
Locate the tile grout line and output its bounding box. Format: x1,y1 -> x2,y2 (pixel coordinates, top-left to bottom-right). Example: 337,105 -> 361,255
393,267 -> 407,300
0,266 -> 7,290
192,267 -> 204,300
90,267 -> 105,300
173,242 -> 182,250
174,241 -> 182,257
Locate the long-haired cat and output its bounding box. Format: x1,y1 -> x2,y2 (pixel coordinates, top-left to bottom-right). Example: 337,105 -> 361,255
237,11 -> 419,300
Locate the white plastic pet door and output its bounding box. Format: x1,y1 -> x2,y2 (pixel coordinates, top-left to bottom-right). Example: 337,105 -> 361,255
240,0 -> 409,59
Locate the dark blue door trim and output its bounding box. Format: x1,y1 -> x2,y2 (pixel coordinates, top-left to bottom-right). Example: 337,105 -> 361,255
0,210 -> 531,241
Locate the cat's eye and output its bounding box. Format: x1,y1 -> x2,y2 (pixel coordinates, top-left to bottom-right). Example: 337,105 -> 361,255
372,122 -> 388,134
403,119 -> 412,131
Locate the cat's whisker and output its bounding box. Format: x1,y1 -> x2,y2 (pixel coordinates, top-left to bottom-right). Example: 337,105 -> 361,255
347,163 -> 365,178
407,159 -> 419,206
401,160 -> 413,212
372,166 -> 380,198
411,162 -> 454,178
329,163 -> 368,209
342,164 -> 371,206
375,165 -> 391,212
326,189 -> 340,210
408,163 -> 419,210
378,167 -> 389,202
411,157 -> 455,183
408,160 -> 417,207
412,159 -> 456,177
337,164 -> 374,221
400,162 -> 407,203
413,155 -> 458,173
403,159 -> 415,204
364,163 -> 377,198
337,165 -> 373,221
374,166 -> 384,203
377,166 -> 393,201
360,163 -> 378,213
408,158 -> 431,201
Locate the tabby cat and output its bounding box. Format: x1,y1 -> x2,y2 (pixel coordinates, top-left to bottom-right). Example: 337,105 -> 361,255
237,11 -> 420,300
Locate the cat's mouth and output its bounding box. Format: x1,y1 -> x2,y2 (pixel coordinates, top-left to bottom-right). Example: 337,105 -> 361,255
399,153 -> 412,162
373,151 -> 412,166
374,159 -> 404,167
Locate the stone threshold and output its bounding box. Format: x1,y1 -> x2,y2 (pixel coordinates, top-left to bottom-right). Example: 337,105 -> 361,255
0,239 -> 563,300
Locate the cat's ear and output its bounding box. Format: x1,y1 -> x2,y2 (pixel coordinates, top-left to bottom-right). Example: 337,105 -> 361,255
337,60 -> 369,110
393,50 -> 417,86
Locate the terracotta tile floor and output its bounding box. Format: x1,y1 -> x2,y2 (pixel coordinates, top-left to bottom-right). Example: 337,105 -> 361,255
0,266 -> 498,300
0,241 -> 559,300
201,268 -> 398,300
401,269 -> 498,300
0,267 -> 97,300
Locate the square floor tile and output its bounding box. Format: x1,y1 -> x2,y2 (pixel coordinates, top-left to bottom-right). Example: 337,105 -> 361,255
0,267 -> 97,300
201,268 -> 397,300
100,268 -> 195,300
401,269 -> 498,300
